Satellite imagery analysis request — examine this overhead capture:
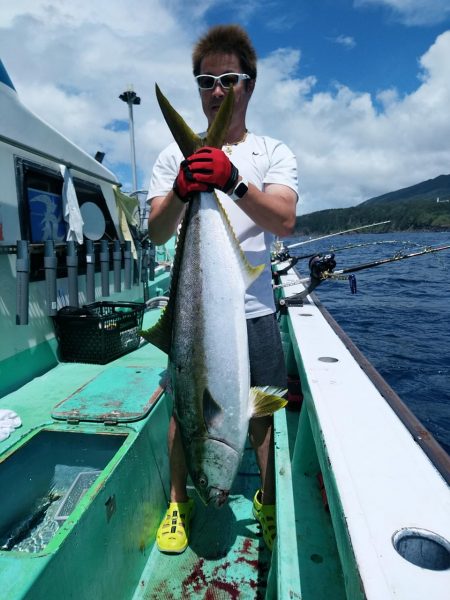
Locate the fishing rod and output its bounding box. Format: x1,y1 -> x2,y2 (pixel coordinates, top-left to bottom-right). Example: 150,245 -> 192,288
277,243 -> 450,307
286,220 -> 391,250
272,220 -> 391,273
328,243 -> 450,278
272,237 -> 401,276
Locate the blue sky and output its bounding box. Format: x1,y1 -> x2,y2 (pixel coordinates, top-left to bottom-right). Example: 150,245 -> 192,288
1,0 -> 450,215
211,0 -> 448,94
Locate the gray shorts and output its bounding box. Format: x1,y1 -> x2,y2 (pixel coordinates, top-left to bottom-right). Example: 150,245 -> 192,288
247,313 -> 287,388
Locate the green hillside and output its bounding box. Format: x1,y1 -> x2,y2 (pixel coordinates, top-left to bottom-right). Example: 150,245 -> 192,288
296,174 -> 450,234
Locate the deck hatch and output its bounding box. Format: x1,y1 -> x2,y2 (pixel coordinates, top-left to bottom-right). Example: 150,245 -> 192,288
0,430 -> 126,553
52,366 -> 164,424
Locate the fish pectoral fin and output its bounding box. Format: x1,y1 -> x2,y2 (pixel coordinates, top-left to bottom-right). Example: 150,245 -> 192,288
203,388 -> 224,430
249,386 -> 287,418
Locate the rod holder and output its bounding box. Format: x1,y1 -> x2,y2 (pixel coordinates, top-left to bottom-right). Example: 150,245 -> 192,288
135,240 -> 142,287
149,242 -> 155,281
85,240 -> 95,304
100,240 -> 110,297
16,240 -> 29,325
44,240 -> 57,316
113,240 -> 122,293
124,240 -> 132,289
66,241 -> 79,307
141,241 -> 148,283
141,241 -> 149,302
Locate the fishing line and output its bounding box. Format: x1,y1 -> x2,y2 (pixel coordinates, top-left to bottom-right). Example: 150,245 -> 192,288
287,220 -> 391,249
291,240 -> 414,262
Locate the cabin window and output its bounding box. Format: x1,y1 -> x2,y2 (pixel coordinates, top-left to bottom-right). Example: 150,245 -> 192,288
16,159 -> 65,243
15,158 -> 120,281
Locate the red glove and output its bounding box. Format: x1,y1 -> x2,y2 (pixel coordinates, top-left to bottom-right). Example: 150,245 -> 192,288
185,147 -> 239,194
173,158 -> 210,202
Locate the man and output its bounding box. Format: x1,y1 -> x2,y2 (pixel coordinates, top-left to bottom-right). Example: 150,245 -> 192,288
147,24 -> 298,554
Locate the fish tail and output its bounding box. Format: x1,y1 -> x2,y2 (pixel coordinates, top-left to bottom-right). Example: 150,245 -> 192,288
155,83 -> 235,156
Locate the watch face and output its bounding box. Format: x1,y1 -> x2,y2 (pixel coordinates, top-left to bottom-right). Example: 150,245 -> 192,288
235,181 -> 248,198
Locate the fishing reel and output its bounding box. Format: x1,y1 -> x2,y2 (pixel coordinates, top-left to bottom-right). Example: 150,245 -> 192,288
277,252 -> 338,312
308,253 -> 336,281
272,250 -> 291,263
271,250 -> 300,277
309,254 -> 357,294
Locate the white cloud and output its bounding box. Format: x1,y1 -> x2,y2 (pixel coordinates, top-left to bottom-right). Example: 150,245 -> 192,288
1,2 -> 449,216
332,35 -> 357,49
0,0 -> 209,190
354,0 -> 450,26
250,31 -> 450,214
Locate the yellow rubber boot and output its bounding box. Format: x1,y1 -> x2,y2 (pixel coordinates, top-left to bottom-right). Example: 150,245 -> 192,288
252,489 -> 276,551
156,499 -> 194,554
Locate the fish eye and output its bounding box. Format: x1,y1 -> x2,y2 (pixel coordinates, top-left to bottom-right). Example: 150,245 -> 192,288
198,473 -> 208,488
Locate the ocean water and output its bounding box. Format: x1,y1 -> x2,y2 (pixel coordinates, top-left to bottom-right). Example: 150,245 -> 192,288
289,231 -> 450,454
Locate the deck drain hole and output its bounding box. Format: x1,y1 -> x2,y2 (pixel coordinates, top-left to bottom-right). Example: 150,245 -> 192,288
318,356 -> 339,363
392,528 -> 450,570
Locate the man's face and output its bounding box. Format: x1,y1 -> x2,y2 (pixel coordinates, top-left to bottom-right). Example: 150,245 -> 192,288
198,52 -> 254,129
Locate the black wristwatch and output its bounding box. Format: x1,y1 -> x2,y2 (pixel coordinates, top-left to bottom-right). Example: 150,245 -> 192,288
229,177 -> 249,202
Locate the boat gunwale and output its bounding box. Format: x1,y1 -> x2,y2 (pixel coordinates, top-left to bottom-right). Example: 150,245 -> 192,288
301,272 -> 450,485
278,268 -> 450,600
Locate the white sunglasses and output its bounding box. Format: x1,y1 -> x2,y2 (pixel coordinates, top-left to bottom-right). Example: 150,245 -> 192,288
195,72 -> 251,90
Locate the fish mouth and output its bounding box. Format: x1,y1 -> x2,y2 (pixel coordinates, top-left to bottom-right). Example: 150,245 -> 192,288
207,487 -> 229,508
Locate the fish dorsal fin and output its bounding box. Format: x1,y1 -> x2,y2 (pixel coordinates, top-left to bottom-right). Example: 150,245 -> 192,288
203,388 -> 224,430
140,307 -> 171,355
249,386 -> 288,418
140,201 -> 192,354
213,191 -> 265,288
155,83 -> 235,156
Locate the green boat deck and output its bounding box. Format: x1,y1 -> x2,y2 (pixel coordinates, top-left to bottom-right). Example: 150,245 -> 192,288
0,302 -> 347,599
0,309 -> 272,599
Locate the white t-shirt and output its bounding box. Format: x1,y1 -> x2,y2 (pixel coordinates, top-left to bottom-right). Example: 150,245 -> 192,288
147,132 -> 298,318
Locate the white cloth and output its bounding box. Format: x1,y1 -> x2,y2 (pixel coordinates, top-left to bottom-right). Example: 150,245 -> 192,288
60,164 -> 84,244
147,132 -> 298,317
0,409 -> 22,442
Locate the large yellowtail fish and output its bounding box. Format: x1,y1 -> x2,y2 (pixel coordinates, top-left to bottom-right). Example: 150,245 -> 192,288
142,85 -> 286,507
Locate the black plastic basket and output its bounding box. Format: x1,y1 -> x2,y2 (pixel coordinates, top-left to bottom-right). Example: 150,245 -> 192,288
53,301 -> 145,364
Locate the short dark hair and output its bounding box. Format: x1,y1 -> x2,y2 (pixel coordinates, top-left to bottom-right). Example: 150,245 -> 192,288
192,24 -> 257,80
